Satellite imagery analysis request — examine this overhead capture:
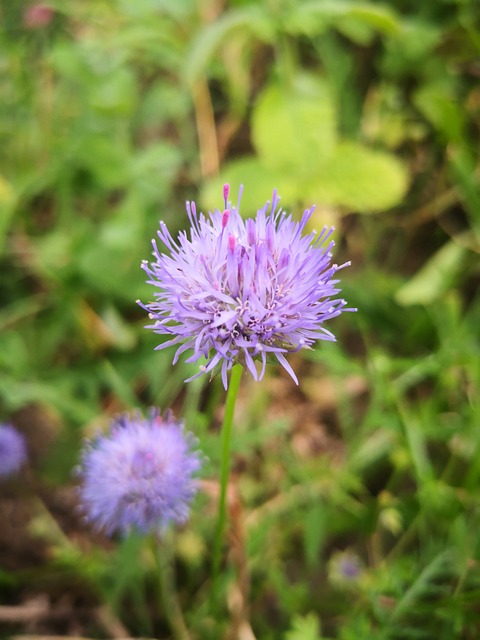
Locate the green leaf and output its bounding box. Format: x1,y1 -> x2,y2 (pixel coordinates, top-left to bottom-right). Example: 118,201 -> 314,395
286,1 -> 401,39
252,74 -> 337,174
205,140 -> 408,215
414,83 -> 466,144
303,503 -> 327,567
448,148 -> 480,234
382,20 -> 442,74
349,429 -> 397,473
75,135 -> 130,189
390,551 -> 453,622
345,3 -> 401,36
304,141 -> 409,212
184,5 -> 273,84
88,67 -> 137,116
130,142 -> 183,203
395,240 -> 467,306
51,41 -> 91,82
284,613 -> 323,640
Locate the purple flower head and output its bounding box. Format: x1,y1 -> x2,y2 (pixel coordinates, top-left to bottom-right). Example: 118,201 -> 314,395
0,423 -> 27,478
139,186 -> 355,388
78,409 -> 202,537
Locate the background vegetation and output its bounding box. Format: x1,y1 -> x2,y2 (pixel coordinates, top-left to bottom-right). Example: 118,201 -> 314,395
1,0 -> 479,638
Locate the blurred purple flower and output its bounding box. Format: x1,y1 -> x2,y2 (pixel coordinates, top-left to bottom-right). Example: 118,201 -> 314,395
0,423 -> 27,477
328,551 -> 363,587
338,556 -> 361,580
78,409 -> 202,536
139,185 -> 354,388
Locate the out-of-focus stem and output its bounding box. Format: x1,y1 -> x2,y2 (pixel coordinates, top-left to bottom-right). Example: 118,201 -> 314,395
154,532 -> 191,640
191,80 -> 219,178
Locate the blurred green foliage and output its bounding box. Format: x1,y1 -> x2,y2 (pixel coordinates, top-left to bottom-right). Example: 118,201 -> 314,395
1,0 -> 480,639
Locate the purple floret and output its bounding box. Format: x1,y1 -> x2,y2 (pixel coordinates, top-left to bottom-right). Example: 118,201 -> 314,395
78,409 -> 202,536
0,423 -> 27,477
140,186 -> 354,388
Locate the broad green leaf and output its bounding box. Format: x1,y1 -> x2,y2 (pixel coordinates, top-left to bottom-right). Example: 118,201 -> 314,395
252,74 -> 337,174
304,141 -> 409,212
395,240 -> 467,306
284,613 -> 323,640
205,141 -> 408,215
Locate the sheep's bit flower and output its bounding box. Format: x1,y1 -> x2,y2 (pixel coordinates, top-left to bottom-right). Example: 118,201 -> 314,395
140,185 -> 354,388
78,409 -> 202,536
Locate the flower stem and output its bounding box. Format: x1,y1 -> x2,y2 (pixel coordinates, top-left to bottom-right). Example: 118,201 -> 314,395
153,531 -> 190,640
211,363 -> 243,599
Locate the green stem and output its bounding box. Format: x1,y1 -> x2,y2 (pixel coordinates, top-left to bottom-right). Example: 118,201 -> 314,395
153,532 -> 190,640
211,363 -> 243,597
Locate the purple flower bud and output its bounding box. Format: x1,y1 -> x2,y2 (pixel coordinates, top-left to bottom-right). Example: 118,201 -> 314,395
0,424 -> 27,477
77,409 -> 202,536
140,187 -> 355,388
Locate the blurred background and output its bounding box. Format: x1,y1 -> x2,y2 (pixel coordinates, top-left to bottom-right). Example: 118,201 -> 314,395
0,0 -> 479,638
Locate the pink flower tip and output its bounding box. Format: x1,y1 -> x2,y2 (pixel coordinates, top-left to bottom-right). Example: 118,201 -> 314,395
223,183 -> 230,206
222,209 -> 230,228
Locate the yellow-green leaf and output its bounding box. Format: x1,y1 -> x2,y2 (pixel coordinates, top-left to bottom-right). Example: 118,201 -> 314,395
252,74 -> 337,174
304,141 -> 409,212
